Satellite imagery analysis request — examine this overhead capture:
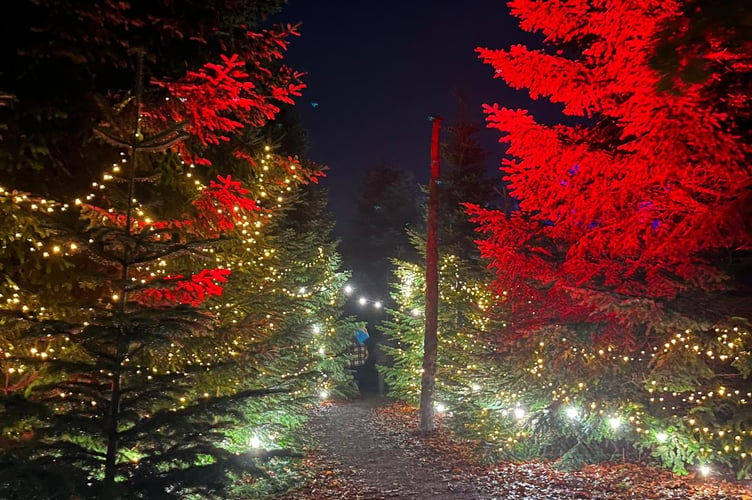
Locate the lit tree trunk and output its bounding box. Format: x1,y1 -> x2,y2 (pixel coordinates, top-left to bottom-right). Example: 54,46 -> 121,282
419,116 -> 441,432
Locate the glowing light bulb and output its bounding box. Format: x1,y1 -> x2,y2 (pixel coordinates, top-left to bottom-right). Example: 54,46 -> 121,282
374,301 -> 382,309
250,436 -> 261,448
435,403 -> 447,413
514,407 -> 526,419
608,417 -> 621,429
565,407 -> 579,419
358,297 -> 367,306
699,465 -> 711,476
656,432 -> 668,443
319,390 -> 329,400
344,284 -> 353,295
312,325 -> 321,334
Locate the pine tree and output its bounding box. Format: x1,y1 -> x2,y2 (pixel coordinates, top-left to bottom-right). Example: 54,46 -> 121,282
438,101 -> 498,261
0,0 -> 300,198
1,65 -> 276,499
0,3 -> 356,497
466,0 -> 752,477
380,112 -> 509,451
340,164 -> 421,305
206,178 -> 361,496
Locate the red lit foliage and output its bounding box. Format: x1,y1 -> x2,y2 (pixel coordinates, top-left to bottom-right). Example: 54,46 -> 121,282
152,27 -> 305,166
138,268 -> 232,307
80,173 -> 255,307
82,28 -> 317,309
468,0 -> 751,341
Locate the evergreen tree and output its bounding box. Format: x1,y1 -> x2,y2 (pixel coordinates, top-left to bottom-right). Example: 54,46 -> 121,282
0,2 -> 357,497
340,164 -> 421,304
0,67 -> 287,498
437,100 -> 498,260
209,179 -> 360,497
0,0 -> 297,198
380,110 -> 508,447
466,0 -> 752,477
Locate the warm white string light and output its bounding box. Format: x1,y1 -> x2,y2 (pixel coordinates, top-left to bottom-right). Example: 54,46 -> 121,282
343,283 -> 384,311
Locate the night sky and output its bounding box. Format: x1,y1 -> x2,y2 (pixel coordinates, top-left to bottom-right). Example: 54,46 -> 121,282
269,1 -> 556,228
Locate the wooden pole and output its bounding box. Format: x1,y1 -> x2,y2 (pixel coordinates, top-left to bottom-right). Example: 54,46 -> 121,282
419,115 -> 441,432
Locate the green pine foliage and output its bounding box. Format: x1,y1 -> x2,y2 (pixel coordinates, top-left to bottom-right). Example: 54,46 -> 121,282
382,248 -> 752,477
214,185 -> 361,497
380,251 -> 509,445
379,111 -> 752,479
474,315 -> 752,477
0,63 -> 354,500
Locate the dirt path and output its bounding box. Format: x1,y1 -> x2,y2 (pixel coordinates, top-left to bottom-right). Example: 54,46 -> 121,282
275,396 -> 752,500
279,395 -> 486,499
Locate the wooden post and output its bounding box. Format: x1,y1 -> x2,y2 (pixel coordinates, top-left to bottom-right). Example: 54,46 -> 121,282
419,115 -> 441,432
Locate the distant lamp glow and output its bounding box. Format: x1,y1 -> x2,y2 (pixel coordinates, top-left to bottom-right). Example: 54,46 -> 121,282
656,432 -> 668,443
699,465 -> 711,476
411,308 -> 421,317
374,301 -> 382,309
435,402 -> 447,413
317,347 -> 325,355
249,435 -> 261,449
298,286 -> 307,295
513,407 -> 526,419
608,417 -> 621,430
358,297 -> 367,306
312,324 -> 321,334
319,389 -> 329,400
565,407 -> 579,419
344,284 -> 353,295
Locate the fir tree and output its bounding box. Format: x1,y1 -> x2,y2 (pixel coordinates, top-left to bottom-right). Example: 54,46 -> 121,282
0,3 -> 356,497
466,0 -> 752,477
207,177 -> 361,497
437,101 -> 498,260
0,0 -> 301,197
0,62 -> 279,498
380,110 -> 508,450
340,164 -> 421,305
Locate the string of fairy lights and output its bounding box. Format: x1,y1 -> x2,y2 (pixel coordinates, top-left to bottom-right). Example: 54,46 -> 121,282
0,142 -> 352,451
3,145 -> 751,474
385,255 -> 752,478
342,282 -> 428,319
342,283 -> 386,312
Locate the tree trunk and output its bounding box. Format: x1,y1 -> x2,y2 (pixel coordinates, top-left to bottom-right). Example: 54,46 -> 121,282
419,116 -> 441,432
104,50 -> 144,495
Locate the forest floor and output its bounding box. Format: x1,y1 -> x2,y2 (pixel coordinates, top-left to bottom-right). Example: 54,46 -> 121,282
272,395 -> 752,500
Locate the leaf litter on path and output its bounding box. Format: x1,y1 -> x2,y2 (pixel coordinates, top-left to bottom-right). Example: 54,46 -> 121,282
273,397 -> 752,499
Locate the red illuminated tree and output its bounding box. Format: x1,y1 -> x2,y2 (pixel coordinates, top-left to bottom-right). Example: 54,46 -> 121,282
464,0 -> 752,476
469,0 -> 751,340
